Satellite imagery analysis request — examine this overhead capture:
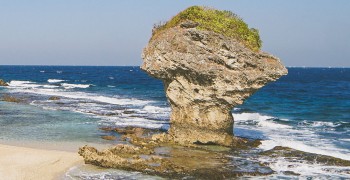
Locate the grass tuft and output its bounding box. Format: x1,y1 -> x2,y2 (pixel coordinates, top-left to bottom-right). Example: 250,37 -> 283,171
153,6 -> 262,51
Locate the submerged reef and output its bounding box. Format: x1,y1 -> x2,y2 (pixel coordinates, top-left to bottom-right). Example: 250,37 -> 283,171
142,6 -> 287,146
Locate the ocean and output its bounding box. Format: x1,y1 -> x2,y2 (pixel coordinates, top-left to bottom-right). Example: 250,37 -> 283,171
0,66 -> 349,179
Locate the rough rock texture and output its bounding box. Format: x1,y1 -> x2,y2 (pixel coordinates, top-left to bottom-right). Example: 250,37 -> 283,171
0,79 -> 8,86
79,127 -> 273,179
142,22 -> 287,146
48,96 -> 60,101
1,95 -> 21,103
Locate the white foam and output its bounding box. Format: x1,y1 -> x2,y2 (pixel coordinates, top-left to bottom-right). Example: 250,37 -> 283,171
8,80 -> 59,89
48,79 -> 65,83
260,156 -> 350,178
61,83 -> 91,89
234,112 -> 274,122
42,85 -> 58,89
65,165 -> 162,180
312,121 -> 338,127
298,120 -> 340,128
9,80 -> 34,86
234,112 -> 289,128
9,86 -> 150,106
8,80 -> 42,88
99,117 -> 166,129
260,139 -> 350,161
107,85 -> 116,88
233,112 -> 350,161
142,105 -> 171,114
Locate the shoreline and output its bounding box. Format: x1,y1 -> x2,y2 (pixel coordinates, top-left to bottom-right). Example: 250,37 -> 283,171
0,143 -> 83,180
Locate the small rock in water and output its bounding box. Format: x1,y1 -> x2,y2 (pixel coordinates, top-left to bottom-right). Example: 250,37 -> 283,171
123,110 -> 136,114
0,79 -> 9,86
101,135 -> 117,141
1,95 -> 21,103
48,96 -> 60,101
283,171 -> 301,176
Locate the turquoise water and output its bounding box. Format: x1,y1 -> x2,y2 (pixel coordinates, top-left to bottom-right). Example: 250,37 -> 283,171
0,66 -> 349,178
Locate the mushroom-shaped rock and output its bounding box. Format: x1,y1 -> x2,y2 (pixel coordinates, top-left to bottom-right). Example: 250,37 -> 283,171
141,6 -> 288,146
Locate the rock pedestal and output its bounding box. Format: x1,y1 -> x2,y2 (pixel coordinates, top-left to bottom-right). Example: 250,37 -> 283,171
142,23 -> 287,146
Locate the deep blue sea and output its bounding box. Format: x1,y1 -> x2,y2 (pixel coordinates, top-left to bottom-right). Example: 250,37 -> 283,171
0,66 -> 349,179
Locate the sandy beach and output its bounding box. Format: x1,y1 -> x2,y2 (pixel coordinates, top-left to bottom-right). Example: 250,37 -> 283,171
0,144 -> 82,180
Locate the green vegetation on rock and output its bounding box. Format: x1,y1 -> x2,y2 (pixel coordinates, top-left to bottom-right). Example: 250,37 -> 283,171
153,6 -> 262,51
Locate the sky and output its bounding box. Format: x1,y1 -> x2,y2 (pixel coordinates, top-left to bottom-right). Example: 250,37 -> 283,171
0,0 -> 349,67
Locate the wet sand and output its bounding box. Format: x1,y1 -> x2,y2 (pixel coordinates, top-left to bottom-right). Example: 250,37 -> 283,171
0,144 -> 82,180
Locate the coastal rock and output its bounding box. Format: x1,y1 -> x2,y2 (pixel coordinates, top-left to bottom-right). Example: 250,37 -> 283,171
1,95 -> 21,103
79,127 -> 273,179
48,96 -> 60,101
101,135 -> 117,141
141,7 -> 288,146
0,79 -> 8,86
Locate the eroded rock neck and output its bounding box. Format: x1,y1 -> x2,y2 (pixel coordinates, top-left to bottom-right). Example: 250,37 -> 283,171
164,78 -> 235,146
169,105 -> 234,146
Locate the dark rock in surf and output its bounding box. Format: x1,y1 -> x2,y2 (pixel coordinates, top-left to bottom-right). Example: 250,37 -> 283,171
1,95 -> 21,103
48,96 -> 60,101
0,79 -> 8,86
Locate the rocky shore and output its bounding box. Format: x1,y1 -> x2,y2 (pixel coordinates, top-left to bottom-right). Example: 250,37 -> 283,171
79,126 -> 350,179
79,127 -> 273,179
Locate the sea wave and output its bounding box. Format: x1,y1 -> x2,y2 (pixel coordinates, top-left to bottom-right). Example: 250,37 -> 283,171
8,80 -> 42,88
48,79 -> 66,83
65,165 -> 162,180
7,81 -> 151,106
259,156 -> 350,179
298,120 -> 348,128
20,89 -> 150,106
233,112 -> 350,161
141,105 -> 171,114
98,116 -> 167,129
260,139 -> 350,161
61,83 -> 91,89
234,112 -> 289,128
9,80 -> 35,86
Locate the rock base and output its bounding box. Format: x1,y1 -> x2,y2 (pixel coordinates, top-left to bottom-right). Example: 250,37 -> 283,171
79,127 -> 272,179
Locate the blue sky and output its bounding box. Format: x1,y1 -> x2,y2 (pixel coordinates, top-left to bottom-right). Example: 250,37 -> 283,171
0,0 -> 349,67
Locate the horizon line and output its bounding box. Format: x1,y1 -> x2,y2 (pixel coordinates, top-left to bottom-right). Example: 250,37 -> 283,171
1,65 -> 350,68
